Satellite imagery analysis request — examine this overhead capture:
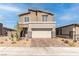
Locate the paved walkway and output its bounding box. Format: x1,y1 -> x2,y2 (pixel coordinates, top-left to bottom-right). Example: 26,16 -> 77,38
31,39 -> 68,47
0,47 -> 79,56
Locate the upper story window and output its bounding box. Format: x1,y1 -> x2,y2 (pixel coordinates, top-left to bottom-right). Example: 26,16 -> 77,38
42,15 -> 48,22
24,17 -> 29,22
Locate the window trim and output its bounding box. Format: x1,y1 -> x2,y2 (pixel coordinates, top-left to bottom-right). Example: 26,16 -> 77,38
42,15 -> 48,22
24,16 -> 29,22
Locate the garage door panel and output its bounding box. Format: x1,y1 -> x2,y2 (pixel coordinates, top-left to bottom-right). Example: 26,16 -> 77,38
32,31 -> 51,38
32,28 -> 52,31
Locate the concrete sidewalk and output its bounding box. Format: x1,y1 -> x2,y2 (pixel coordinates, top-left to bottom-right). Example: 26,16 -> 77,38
0,47 -> 79,56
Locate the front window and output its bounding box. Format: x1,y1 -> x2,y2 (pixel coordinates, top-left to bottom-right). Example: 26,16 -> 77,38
42,15 -> 48,22
25,17 -> 29,22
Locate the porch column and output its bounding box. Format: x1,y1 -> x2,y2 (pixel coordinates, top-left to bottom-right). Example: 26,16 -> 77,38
28,28 -> 32,39
73,27 -> 77,40
51,28 -> 56,38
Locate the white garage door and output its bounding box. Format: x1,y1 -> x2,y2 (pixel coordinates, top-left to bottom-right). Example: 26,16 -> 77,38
32,31 -> 51,38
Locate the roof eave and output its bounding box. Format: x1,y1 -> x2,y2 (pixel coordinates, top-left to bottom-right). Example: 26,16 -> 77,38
18,12 -> 30,16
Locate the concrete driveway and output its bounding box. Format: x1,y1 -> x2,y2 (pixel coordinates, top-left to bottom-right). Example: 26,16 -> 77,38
31,39 -> 68,47
0,47 -> 79,56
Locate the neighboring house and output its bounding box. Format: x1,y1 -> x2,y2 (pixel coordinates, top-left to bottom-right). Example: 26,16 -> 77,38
56,24 -> 79,40
0,23 -> 16,36
18,8 -> 56,39
3,27 -> 16,36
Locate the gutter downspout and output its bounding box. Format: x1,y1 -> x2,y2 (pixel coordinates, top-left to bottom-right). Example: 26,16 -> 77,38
36,9 -> 38,22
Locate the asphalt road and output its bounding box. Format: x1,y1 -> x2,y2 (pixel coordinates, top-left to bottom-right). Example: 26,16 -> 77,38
0,47 -> 79,56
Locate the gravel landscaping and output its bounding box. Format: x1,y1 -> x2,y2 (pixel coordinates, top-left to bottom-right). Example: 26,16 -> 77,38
1,36 -> 79,47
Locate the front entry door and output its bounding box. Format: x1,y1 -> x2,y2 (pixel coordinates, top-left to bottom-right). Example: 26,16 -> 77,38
20,28 -> 28,37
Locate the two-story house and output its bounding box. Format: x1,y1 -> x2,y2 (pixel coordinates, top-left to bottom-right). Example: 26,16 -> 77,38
18,8 -> 56,39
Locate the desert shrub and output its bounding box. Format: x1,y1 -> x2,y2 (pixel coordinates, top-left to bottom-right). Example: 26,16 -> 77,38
9,38 -> 11,40
73,40 -> 77,43
64,40 -> 69,44
68,42 -> 76,47
61,39 -> 64,41
15,33 -> 19,41
11,34 -> 14,41
26,39 -> 28,41
5,39 -> 7,41
0,41 -> 4,44
11,41 -> 16,44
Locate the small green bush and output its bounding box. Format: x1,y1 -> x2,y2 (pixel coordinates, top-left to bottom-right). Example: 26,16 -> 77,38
11,34 -> 14,41
15,33 -> 19,41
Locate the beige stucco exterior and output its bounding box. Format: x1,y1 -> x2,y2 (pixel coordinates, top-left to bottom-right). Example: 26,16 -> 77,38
19,11 -> 54,23
56,25 -> 73,38
56,24 -> 79,40
74,26 -> 79,35
62,26 -> 73,35
17,8 -> 56,38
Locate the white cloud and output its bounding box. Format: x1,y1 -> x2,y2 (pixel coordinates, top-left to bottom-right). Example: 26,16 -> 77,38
59,4 -> 79,13
71,6 -> 79,11
59,5 -> 79,21
0,15 -> 3,18
60,14 -> 71,20
0,15 -> 4,20
0,15 -> 4,19
64,6 -> 79,13
0,5 -> 21,12
59,14 -> 78,20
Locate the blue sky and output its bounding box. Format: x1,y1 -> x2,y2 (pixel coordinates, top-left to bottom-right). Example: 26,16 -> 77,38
0,3 -> 79,29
